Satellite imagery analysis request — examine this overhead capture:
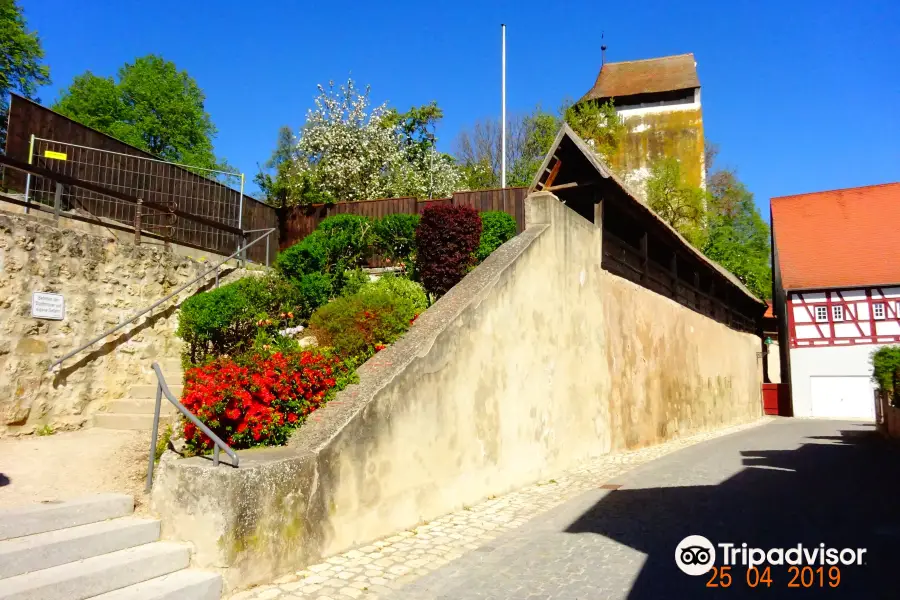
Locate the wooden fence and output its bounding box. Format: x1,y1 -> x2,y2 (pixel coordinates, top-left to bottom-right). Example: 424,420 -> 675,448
3,94 -> 277,264
281,187 -> 529,250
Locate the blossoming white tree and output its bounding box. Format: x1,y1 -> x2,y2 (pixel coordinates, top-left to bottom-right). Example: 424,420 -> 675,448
260,79 -> 462,205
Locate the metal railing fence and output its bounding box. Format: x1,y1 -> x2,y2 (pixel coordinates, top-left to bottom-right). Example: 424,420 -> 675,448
145,362 -> 239,492
26,137 -> 246,255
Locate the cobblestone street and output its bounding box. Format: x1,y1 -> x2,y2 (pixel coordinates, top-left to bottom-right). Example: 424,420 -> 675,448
226,418 -> 771,600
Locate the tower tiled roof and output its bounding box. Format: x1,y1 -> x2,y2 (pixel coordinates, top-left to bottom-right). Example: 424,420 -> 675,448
580,53 -> 700,103
771,182 -> 900,290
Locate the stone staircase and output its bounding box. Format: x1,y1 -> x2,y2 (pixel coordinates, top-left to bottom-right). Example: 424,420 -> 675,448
94,360 -> 184,430
0,494 -> 221,599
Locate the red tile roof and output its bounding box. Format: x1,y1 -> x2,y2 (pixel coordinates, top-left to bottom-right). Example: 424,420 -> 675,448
771,182 -> 900,290
580,53 -> 700,102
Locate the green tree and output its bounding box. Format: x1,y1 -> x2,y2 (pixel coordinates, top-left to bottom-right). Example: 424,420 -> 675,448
562,99 -> 625,164
645,157 -> 708,246
0,0 -> 51,150
455,106 -> 561,189
254,126 -> 334,208
384,100 -> 443,157
53,55 -> 225,170
702,169 -> 771,299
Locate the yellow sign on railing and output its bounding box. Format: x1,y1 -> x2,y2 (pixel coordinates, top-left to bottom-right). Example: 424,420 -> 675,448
43,150 -> 67,160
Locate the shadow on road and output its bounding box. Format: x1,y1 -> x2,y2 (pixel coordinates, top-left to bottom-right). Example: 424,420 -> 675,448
0,473 -> 9,487
566,424 -> 900,598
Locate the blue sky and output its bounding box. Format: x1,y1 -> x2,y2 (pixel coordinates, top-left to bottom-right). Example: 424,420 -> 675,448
23,0 -> 900,213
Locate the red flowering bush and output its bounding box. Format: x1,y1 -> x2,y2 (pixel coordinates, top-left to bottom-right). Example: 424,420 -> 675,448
180,350 -> 350,452
415,204 -> 482,297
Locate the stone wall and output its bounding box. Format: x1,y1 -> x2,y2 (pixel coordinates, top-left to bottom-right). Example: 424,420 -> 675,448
611,106 -> 705,201
0,208 -> 236,434
151,192 -> 762,591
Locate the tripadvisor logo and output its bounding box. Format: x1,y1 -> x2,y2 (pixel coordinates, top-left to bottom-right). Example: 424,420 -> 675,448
675,535 -> 716,576
675,535 -> 868,576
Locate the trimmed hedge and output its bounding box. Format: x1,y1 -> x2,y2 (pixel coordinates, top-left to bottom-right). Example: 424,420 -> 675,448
414,204 -> 482,297
276,214 -> 373,290
374,213 -> 420,266
177,275 -> 303,365
476,211 -> 517,262
275,229 -> 328,281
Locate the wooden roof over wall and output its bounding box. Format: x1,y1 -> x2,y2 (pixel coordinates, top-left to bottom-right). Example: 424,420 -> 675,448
580,53 -> 700,103
530,124 -> 765,310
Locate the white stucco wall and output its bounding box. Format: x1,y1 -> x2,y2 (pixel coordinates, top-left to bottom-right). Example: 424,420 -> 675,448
789,344 -> 886,418
767,342 -> 781,384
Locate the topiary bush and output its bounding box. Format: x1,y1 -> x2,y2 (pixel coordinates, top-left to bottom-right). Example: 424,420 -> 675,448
308,286 -> 419,361
415,204 -> 482,297
374,213 -> 420,266
295,272 -> 333,316
364,274 -> 428,312
177,275 -> 304,365
276,214 -> 374,295
275,230 -> 328,281
476,211 -> 517,262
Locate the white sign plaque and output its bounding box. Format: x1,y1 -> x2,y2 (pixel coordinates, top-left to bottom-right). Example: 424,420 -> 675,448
32,292 -> 65,320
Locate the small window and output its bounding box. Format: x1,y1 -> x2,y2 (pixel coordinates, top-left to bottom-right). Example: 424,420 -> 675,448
815,306 -> 828,322
832,305 -> 844,321
874,303 -> 885,320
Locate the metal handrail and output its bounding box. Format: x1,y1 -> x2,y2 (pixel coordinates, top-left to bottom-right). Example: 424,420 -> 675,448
47,227 -> 277,372
145,362 -> 238,492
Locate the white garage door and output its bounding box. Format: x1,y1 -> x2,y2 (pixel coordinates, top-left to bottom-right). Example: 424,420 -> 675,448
809,376 -> 875,421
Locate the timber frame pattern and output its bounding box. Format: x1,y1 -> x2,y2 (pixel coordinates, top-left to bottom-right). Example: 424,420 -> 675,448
531,125 -> 765,333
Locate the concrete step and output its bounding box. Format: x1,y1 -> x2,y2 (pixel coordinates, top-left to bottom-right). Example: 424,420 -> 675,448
0,495 -> 133,541
0,542 -> 190,600
156,359 -> 183,374
0,517 -> 160,579
129,385 -> 183,400
89,570 -> 222,600
92,414 -> 162,431
150,374 -> 183,386
108,400 -> 177,416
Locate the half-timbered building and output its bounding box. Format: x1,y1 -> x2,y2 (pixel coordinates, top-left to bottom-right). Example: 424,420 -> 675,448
771,182 -> 900,420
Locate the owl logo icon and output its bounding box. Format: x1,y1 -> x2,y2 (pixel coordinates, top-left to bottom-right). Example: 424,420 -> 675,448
675,535 -> 716,576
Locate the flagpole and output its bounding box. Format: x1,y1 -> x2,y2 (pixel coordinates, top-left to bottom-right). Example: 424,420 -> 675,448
501,23 -> 507,189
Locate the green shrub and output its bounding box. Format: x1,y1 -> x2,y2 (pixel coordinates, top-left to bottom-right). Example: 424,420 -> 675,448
276,229 -> 328,281
872,346 -> 900,405
339,269 -> 371,298
317,214 -> 374,274
277,214 -> 374,292
296,272 -> 333,315
476,211 -> 517,262
374,214 -> 419,265
177,275 -> 303,365
364,274 -> 428,312
309,286 -> 418,361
